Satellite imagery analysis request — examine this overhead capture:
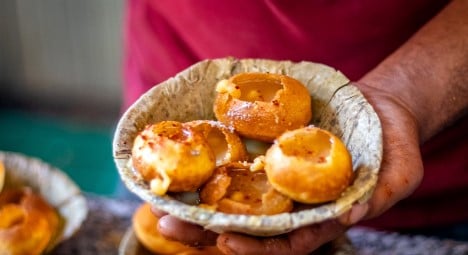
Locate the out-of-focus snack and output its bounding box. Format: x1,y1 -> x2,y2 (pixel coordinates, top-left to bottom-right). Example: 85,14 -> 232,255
0,187 -> 61,255
132,203 -> 223,255
264,126 -> 353,204
200,162 -> 293,215
213,72 -> 312,142
132,121 -> 216,195
183,120 -> 248,166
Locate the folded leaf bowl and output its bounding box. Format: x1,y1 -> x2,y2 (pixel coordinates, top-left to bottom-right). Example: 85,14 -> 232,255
113,58 -> 382,236
0,151 -> 88,250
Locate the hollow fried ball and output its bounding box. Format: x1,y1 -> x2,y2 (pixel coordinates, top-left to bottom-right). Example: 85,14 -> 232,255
0,187 -> 60,255
213,72 -> 312,142
264,126 -> 353,204
200,162 -> 293,215
132,121 -> 216,195
184,120 -> 248,166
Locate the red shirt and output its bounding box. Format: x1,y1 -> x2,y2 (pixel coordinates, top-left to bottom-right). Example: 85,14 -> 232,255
123,0 -> 468,230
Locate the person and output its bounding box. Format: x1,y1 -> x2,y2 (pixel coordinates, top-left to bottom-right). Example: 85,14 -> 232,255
123,1 -> 468,254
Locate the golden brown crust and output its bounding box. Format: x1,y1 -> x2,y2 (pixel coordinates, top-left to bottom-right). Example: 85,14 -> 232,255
132,121 -> 216,195
200,163 -> 293,215
213,72 -> 312,142
264,126 -> 353,204
0,187 -> 60,255
132,203 -> 222,255
183,120 -> 248,166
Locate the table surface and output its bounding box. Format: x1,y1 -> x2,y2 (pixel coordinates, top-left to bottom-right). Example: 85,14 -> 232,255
3,109 -> 468,254
50,194 -> 468,255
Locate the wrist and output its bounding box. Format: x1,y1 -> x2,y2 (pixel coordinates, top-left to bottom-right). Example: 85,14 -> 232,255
358,0 -> 468,143
358,67 -> 426,143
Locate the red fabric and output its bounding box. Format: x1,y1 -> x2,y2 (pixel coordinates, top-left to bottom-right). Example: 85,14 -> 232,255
123,0 -> 468,230
123,0 -> 449,109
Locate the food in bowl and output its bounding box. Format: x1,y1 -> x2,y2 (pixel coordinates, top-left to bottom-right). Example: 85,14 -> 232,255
0,187 -> 61,255
199,162 -> 293,215
113,58 -> 382,236
183,120 -> 248,166
264,126 -> 353,204
132,120 -> 247,196
131,72 -> 352,214
1,151 -> 88,251
213,72 -> 312,142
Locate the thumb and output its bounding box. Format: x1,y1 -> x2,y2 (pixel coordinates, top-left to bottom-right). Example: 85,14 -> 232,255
338,203 -> 369,226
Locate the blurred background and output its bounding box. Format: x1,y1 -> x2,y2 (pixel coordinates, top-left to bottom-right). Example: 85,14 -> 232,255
0,0 -> 125,196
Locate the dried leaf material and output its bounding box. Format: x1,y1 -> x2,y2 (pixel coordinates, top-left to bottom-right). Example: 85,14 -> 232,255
0,151 -> 87,249
113,58 -> 382,236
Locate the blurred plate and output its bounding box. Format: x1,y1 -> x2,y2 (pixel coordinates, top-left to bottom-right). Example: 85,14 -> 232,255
0,151 -> 88,250
119,227 -> 356,255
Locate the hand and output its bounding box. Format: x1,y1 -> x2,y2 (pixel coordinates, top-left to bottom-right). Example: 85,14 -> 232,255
154,81 -> 424,255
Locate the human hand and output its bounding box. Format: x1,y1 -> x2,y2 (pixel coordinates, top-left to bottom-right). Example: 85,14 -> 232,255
154,81 -> 424,255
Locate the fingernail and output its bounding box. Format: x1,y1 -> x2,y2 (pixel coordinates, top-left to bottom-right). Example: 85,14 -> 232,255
339,203 -> 369,226
157,215 -> 170,232
217,234 -> 239,255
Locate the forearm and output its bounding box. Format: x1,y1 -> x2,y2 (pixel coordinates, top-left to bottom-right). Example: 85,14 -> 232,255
360,0 -> 468,143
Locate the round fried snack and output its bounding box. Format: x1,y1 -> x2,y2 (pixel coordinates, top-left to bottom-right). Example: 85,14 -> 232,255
200,162 -> 293,215
265,126 -> 353,204
183,120 -> 248,166
0,187 -> 60,255
213,72 -> 312,142
132,121 -> 216,195
132,203 -> 222,255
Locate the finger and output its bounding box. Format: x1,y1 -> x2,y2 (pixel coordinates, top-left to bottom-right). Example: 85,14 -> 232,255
150,207 -> 168,218
157,215 -> 218,246
370,108 -> 423,217
338,202 -> 369,226
217,220 -> 346,255
357,84 -> 424,219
